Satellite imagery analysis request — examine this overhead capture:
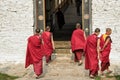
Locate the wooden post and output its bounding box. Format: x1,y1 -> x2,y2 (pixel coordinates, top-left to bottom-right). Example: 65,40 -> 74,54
82,0 -> 92,36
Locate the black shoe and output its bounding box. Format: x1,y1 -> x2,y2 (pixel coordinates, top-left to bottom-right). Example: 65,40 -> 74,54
78,62 -> 83,66
36,74 -> 44,79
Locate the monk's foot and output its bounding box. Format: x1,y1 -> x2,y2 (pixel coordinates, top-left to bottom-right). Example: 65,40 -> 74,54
106,70 -> 112,74
78,62 -> 83,66
100,72 -> 106,77
36,74 -> 44,79
89,75 -> 95,79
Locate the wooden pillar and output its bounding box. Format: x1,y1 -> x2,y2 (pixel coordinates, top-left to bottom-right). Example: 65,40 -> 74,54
82,0 -> 92,36
33,0 -> 45,32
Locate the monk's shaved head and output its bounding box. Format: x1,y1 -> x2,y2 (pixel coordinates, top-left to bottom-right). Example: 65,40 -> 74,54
106,28 -> 112,35
76,23 -> 82,29
45,26 -> 50,31
106,28 -> 112,32
35,28 -> 40,33
94,28 -> 100,33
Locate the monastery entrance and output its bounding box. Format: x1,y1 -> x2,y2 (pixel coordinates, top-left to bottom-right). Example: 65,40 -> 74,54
33,0 -> 92,54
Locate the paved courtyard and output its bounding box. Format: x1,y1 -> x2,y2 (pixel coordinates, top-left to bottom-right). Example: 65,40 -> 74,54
0,54 -> 120,80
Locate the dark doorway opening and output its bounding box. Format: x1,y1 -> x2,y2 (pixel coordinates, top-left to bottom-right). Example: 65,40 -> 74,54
45,0 -> 83,41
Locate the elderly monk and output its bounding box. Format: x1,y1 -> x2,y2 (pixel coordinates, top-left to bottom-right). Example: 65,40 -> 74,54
100,28 -> 112,75
41,26 -> 55,63
71,23 -> 86,66
85,28 -> 100,78
25,28 -> 44,79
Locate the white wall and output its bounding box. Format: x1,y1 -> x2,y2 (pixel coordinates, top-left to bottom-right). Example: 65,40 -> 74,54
92,0 -> 120,64
0,0 -> 33,63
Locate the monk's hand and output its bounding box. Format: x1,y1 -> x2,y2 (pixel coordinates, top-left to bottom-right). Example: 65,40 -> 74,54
98,53 -> 100,60
100,48 -> 104,52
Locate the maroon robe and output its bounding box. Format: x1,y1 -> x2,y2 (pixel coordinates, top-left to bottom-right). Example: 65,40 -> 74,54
71,29 -> 86,61
42,31 -> 53,63
25,34 -> 43,76
85,34 -> 99,76
100,34 -> 112,71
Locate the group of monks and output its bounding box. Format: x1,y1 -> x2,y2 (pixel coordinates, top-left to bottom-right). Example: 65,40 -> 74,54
25,23 -> 112,79
71,23 -> 112,78
25,26 -> 55,79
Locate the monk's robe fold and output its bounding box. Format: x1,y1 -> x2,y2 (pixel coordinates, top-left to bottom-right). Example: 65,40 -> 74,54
25,35 -> 43,68
71,29 -> 85,52
100,34 -> 112,71
85,34 -> 99,73
42,31 -> 53,62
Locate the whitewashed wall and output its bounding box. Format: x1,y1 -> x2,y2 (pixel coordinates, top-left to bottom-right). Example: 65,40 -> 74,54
0,0 -> 33,63
92,0 -> 120,64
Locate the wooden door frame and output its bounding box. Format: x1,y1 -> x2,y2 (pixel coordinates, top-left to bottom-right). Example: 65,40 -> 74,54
33,0 -> 92,34
82,0 -> 92,35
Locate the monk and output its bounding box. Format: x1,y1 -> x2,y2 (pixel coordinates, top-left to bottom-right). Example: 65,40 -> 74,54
41,26 -> 55,63
71,23 -> 86,66
25,28 -> 44,79
85,28 -> 100,78
100,28 -> 112,75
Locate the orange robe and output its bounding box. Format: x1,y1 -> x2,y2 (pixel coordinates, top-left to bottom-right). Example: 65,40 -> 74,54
85,34 -> 99,76
42,31 -> 53,63
25,34 -> 43,76
100,34 -> 112,71
71,29 -> 86,61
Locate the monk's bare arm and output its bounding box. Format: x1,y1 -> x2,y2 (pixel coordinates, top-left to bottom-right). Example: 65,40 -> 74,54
101,38 -> 110,51
51,34 -> 55,50
84,32 -> 87,40
97,39 -> 100,59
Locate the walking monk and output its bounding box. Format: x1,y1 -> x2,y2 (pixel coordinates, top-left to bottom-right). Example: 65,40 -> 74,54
71,23 -> 86,66
25,28 -> 44,79
41,26 -> 55,63
85,28 -> 100,78
100,28 -> 112,75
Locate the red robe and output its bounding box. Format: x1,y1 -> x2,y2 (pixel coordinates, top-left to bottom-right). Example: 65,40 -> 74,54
100,34 -> 112,71
85,34 -> 99,75
41,31 -> 53,63
25,34 -> 43,68
71,29 -> 85,52
71,29 -> 86,62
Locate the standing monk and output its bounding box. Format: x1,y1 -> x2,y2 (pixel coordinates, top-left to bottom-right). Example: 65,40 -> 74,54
100,28 -> 112,75
85,28 -> 100,78
71,23 -> 86,66
25,28 -> 44,79
56,8 -> 65,30
42,26 -> 55,63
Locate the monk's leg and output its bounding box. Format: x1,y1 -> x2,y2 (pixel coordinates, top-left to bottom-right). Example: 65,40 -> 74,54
74,53 -> 78,62
100,61 -> 110,75
90,69 -> 98,77
75,50 -> 83,65
33,60 -> 43,77
45,53 -> 52,63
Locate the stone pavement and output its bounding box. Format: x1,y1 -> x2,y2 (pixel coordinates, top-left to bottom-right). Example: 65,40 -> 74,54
0,54 -> 119,80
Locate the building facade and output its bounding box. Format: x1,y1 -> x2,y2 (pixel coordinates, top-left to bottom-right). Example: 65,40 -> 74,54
0,0 -> 120,64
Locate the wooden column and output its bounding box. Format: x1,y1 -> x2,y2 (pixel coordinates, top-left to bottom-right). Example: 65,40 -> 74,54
82,0 -> 92,36
33,0 -> 45,31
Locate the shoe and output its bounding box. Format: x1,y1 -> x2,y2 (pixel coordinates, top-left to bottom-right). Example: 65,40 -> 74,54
78,62 -> 83,66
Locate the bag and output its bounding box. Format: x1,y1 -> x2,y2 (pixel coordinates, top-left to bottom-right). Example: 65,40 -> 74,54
51,50 -> 56,61
70,49 -> 75,60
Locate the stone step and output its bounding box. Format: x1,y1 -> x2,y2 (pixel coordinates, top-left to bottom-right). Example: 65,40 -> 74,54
55,48 -> 71,54
54,41 -> 71,54
54,41 -> 71,49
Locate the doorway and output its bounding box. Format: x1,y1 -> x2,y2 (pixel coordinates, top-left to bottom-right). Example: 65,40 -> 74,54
33,0 -> 92,40
44,0 -> 83,41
